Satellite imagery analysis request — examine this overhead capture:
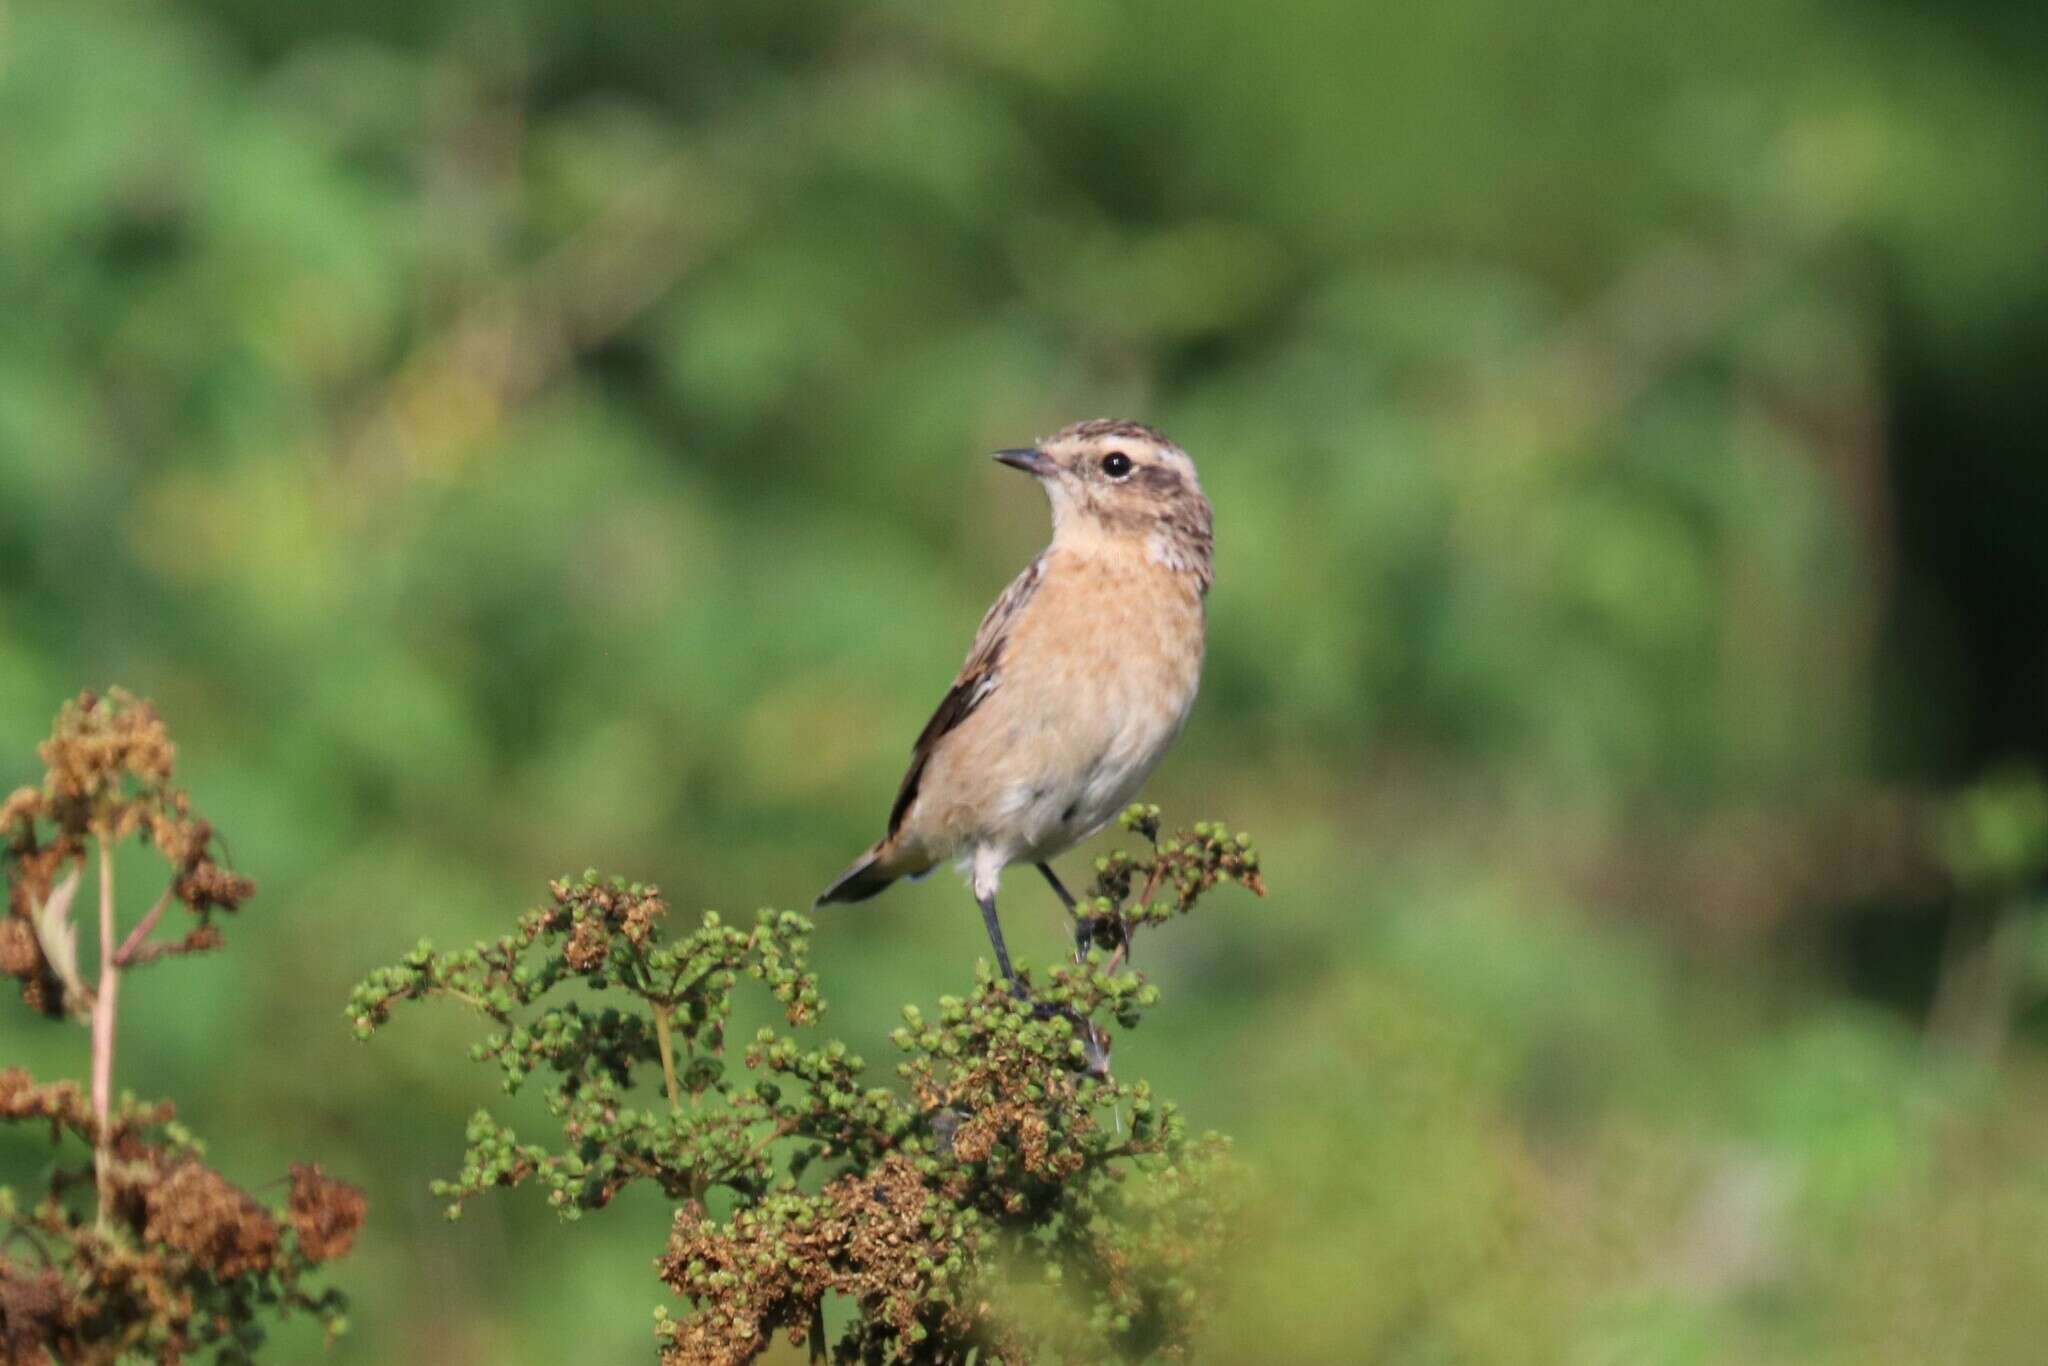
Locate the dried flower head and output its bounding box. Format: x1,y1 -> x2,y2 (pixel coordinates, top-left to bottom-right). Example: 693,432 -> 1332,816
288,1164 -> 369,1265
0,1264 -> 76,1366
143,1161 -> 283,1280
38,689 -> 176,829
0,1065 -> 354,1361
2,690 -> 260,1016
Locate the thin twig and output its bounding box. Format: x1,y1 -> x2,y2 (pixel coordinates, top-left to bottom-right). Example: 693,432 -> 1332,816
740,1120 -> 796,1168
1105,861 -> 1163,977
113,936 -> 204,969
416,985 -> 506,1020
0,1224 -> 56,1269
112,887 -> 173,968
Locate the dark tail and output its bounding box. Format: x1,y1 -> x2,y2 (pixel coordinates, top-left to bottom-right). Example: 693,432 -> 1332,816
815,844 -> 900,906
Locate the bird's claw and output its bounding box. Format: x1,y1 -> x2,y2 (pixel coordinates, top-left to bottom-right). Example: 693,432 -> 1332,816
1070,913 -> 1131,966
999,979 -> 1113,1079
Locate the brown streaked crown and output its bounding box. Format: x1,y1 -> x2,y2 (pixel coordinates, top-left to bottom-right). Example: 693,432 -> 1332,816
1047,418 -> 1173,446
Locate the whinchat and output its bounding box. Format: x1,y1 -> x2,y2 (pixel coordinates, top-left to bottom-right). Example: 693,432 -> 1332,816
817,419 -> 1213,984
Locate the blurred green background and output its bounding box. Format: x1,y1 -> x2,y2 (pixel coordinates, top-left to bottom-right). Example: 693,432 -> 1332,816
5,0 -> 2048,1360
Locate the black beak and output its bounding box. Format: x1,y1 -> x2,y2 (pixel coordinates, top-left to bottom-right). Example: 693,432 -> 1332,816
992,447 -> 1054,476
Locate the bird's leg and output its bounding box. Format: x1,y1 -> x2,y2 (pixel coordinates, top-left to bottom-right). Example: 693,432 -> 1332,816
977,858 -> 1108,1075
1036,861 -> 1090,962
1030,864 -> 1116,1076
1036,860 -> 1077,911
975,886 -> 1020,988
972,852 -> 1029,994
1041,860 -> 1130,964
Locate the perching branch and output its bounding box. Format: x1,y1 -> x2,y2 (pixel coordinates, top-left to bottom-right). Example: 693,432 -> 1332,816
348,806 -> 1264,1363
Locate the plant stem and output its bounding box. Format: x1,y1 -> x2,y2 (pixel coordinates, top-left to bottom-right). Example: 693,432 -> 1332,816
90,836 -> 118,1224
653,1002 -> 683,1114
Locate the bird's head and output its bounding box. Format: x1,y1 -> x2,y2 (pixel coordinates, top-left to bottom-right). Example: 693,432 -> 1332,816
993,419 -> 1213,587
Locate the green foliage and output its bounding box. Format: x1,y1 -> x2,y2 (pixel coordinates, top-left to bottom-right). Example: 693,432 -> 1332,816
348,809 -> 1259,1363
1936,770 -> 2048,896
2,0 -> 2046,1359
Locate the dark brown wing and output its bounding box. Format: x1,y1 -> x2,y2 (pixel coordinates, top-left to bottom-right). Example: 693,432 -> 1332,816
886,553 -> 1045,836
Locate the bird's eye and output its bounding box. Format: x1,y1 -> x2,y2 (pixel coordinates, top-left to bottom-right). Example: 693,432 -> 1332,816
1100,452 -> 1134,479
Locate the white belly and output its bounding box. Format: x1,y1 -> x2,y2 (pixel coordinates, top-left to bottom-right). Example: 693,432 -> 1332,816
997,650 -> 1199,862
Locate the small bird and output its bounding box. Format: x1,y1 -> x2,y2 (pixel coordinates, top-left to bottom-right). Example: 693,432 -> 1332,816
817,419 -> 1213,985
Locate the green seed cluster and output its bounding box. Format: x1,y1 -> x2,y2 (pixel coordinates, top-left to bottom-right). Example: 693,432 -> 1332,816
1074,805 -> 1266,959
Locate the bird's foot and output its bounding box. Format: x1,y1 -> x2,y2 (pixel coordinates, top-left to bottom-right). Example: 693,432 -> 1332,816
1071,913 -> 1132,968
1000,980 -> 1111,1078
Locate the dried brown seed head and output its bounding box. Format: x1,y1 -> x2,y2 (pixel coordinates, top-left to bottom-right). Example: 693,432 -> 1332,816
288,1164 -> 369,1264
